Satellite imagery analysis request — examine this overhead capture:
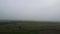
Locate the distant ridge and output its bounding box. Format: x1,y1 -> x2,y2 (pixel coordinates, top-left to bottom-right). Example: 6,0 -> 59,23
0,20 -> 60,25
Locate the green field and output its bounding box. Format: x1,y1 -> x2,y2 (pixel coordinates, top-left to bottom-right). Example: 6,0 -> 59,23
0,21 -> 60,34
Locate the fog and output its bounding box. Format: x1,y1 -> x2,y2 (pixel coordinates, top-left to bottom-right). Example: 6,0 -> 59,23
0,0 -> 60,22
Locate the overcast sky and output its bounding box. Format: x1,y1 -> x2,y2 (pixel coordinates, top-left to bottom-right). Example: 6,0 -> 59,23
0,0 -> 60,22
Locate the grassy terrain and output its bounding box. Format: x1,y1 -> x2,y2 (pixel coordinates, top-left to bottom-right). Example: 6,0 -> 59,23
0,21 -> 60,34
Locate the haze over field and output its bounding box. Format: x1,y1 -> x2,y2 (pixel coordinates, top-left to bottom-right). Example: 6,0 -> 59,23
0,0 -> 60,22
